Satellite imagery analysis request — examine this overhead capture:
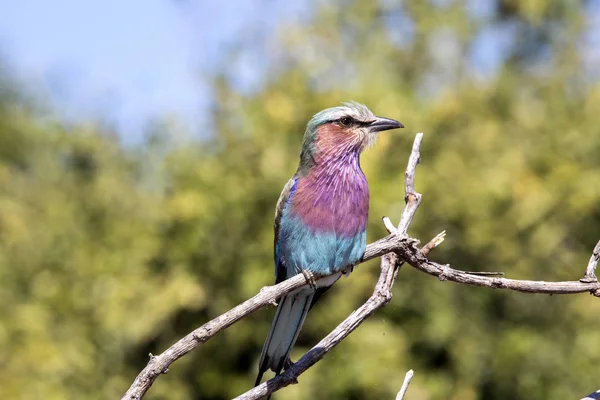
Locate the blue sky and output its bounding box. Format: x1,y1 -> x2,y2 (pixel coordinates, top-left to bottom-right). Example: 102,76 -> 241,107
1,1 -> 598,144
0,0 -> 289,143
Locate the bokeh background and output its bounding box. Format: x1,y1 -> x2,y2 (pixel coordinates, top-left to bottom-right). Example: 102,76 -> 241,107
1,1 -> 600,399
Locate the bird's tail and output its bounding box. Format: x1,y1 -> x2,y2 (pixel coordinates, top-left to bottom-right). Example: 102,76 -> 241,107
255,289 -> 315,387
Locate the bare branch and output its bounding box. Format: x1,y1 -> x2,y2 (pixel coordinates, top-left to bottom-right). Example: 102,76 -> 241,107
422,231 -> 446,254
397,241 -> 600,296
581,240 -> 600,283
398,132 -> 423,235
396,369 -> 414,400
122,133 -> 600,400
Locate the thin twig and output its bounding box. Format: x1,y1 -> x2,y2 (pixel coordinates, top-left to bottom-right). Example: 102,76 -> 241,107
396,242 -> 600,296
396,369 -> 414,400
397,133 -> 423,236
581,240 -> 600,283
422,231 -> 445,254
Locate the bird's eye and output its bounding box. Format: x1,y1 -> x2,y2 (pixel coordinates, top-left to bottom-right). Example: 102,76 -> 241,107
340,117 -> 353,127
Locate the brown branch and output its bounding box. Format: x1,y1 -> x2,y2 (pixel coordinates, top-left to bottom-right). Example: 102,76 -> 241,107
122,133 -> 600,400
397,241 -> 600,296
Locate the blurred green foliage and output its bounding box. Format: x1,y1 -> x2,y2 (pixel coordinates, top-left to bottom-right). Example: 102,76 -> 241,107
1,1 -> 600,399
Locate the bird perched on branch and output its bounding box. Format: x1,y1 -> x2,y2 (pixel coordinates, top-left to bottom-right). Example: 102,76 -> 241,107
255,102 -> 403,389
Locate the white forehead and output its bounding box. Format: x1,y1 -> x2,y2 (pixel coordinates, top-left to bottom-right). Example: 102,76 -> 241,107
328,101 -> 376,123
309,101 -> 376,130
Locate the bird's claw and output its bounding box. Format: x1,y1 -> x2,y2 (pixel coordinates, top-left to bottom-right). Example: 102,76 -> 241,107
302,270 -> 317,289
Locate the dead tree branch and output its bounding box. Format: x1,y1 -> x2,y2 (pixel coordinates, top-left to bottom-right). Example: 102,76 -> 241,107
122,133 -> 600,400
581,240 -> 600,283
396,369 -> 414,400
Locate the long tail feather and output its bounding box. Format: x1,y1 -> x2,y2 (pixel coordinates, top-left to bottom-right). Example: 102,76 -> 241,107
255,289 -> 315,387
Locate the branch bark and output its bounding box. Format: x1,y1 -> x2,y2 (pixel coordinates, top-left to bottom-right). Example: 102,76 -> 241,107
122,133 -> 600,400
581,240 -> 600,283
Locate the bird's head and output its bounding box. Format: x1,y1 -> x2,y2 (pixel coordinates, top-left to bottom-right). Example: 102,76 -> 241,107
299,102 -> 403,168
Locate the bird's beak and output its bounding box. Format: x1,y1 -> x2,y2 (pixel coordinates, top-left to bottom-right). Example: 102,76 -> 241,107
369,116 -> 404,132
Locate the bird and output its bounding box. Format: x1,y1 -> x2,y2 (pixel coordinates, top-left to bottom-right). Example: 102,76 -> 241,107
255,101 -> 403,389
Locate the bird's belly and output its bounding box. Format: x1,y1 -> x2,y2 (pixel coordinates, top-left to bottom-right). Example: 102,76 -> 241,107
278,214 -> 366,278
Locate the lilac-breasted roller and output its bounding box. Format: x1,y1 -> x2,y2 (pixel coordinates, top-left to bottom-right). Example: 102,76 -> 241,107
255,102 -> 403,387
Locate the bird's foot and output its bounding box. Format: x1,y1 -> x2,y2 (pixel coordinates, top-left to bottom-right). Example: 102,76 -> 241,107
301,270 -> 317,289
342,265 -> 354,276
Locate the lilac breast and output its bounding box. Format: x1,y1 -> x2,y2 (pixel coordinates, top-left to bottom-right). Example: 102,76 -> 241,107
289,160 -> 369,238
